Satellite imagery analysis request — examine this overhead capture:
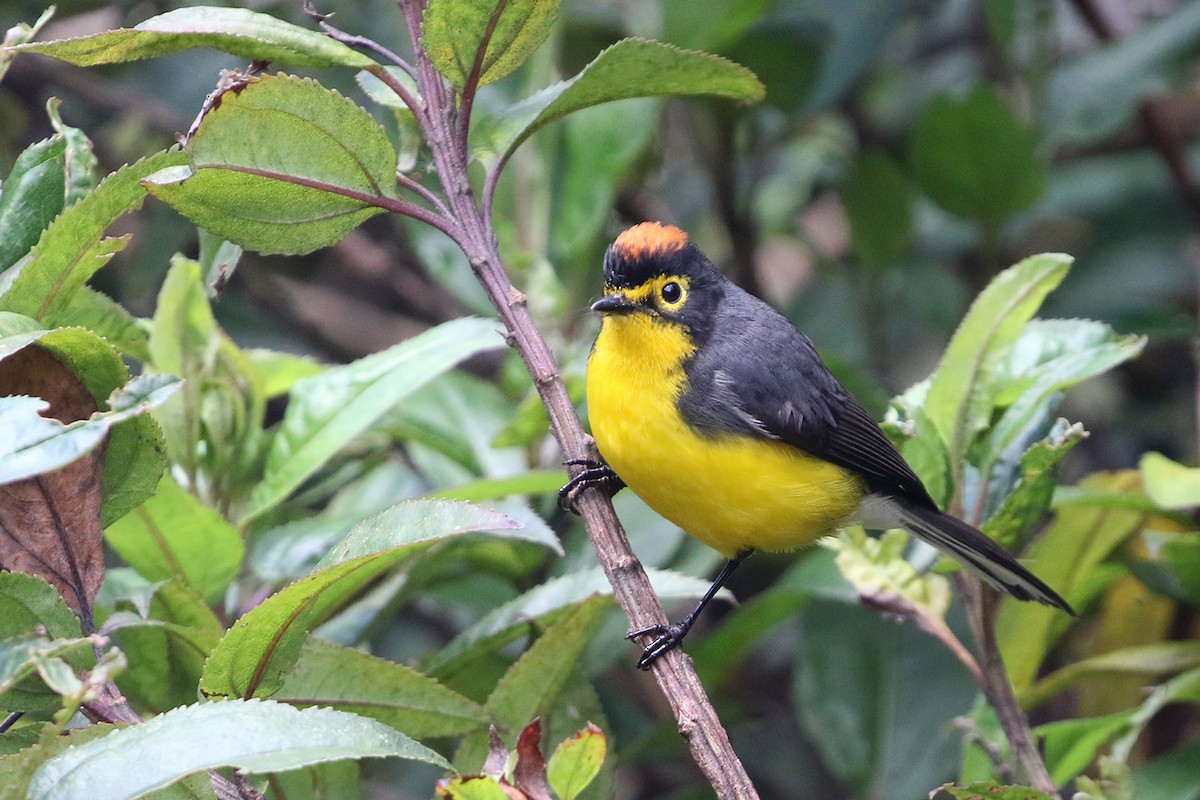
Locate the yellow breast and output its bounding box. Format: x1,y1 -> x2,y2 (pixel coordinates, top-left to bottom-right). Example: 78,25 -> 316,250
586,314 -> 867,558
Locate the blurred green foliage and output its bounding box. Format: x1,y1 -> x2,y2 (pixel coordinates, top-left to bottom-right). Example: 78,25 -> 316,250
2,1 -> 1200,799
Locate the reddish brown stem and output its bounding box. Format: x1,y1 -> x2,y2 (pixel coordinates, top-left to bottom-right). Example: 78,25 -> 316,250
394,3 -> 759,796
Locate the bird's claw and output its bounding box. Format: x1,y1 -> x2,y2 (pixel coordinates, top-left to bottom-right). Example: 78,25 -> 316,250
626,622 -> 688,670
558,458 -> 624,514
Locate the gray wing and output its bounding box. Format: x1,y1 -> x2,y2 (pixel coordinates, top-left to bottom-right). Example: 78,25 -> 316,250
678,293 -> 934,505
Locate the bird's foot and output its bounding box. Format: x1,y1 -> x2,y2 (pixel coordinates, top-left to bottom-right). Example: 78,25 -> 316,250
626,621 -> 691,670
558,458 -> 625,514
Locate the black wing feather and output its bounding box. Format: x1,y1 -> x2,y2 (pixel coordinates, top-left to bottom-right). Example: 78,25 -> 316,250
678,286 -> 935,507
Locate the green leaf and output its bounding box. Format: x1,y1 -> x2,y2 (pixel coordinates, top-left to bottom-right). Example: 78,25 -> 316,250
998,472 -> 1146,695
144,74 -> 398,256
7,7 -> 374,68
923,253 -> 1071,471
0,573 -> 82,640
54,287 -> 149,362
202,499 -> 525,700
473,38 -> 764,168
0,372 -> 180,485
0,634 -> 96,695
931,783 -> 1054,800
794,600 -> 978,799
428,470 -> 568,503
104,474 -> 243,603
982,319 -> 1145,470
0,137 -> 66,271
661,0 -> 771,53
841,150 -> 912,269
0,149 -> 186,324
485,596 -> 607,730
277,638 -> 490,738
546,723 -> 606,800
0,6 -> 54,81
1022,641 -> 1200,709
425,567 -> 724,680
825,527 -> 951,625
246,348 -> 323,399
103,579 -> 224,713
422,0 -> 560,88
436,776 -> 510,800
148,254 -> 220,474
981,420 -> 1086,552
1038,714 -> 1134,787
1141,452 -> 1200,510
27,699 -> 448,800
909,84 -> 1045,223
46,97 -> 98,206
242,317 -> 502,523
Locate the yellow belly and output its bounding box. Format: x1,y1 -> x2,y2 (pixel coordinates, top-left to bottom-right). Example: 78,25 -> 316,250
587,314 -> 867,558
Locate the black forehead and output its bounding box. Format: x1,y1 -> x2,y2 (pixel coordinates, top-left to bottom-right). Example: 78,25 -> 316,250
603,243 -> 706,289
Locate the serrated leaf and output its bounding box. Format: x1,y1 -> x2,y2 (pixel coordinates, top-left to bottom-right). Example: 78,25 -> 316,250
0,149 -> 186,324
203,499 -> 525,700
909,84 -> 1045,223
27,699 -> 448,800
144,74 -> 398,256
423,0 -> 560,88
473,38 -> 763,168
546,723 -> 605,800
54,287 -> 149,362
924,253 -> 1071,471
981,420 -> 1086,551
425,567 -> 724,679
486,597 -> 607,731
7,7 -> 374,68
104,474 -> 243,603
277,638 -> 490,738
981,319 -> 1144,474
242,317 -> 502,523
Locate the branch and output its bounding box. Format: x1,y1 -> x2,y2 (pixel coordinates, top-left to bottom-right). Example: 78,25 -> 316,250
397,3 -> 759,796
955,574 -> 1058,795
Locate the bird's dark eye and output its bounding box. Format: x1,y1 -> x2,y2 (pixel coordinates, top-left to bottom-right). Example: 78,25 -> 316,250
660,281 -> 683,304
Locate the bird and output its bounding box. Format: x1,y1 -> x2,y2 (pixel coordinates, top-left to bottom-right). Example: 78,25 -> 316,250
561,221 -> 1073,670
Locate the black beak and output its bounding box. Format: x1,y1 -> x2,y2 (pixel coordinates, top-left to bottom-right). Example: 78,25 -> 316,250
591,293 -> 638,314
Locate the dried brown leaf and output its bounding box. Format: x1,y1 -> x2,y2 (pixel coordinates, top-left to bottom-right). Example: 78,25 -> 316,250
0,346 -> 106,627
512,718 -> 551,800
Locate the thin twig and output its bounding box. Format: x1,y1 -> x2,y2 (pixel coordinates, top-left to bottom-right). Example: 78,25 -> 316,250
956,574 -> 1058,794
303,0 -> 416,75
457,0 -> 510,154
395,2 -> 759,796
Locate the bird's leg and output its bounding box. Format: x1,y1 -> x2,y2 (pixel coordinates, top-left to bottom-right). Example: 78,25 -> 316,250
627,551 -> 751,670
558,458 -> 626,513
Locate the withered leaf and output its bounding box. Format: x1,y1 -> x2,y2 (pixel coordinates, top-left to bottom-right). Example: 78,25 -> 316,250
0,345 -> 106,629
512,718 -> 552,800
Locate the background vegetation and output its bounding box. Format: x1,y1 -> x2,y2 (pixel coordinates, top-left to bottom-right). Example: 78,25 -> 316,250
1,1 -> 1199,799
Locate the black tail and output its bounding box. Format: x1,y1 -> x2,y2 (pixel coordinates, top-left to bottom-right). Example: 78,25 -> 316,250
895,500 -> 1075,614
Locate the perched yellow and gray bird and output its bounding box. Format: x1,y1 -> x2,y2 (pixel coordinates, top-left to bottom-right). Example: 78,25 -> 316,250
563,221 -> 1072,669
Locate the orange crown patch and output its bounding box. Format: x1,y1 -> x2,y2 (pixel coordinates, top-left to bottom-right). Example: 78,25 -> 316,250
611,222 -> 689,260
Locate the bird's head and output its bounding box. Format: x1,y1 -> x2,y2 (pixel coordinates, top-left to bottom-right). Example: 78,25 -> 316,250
592,223 -> 724,337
